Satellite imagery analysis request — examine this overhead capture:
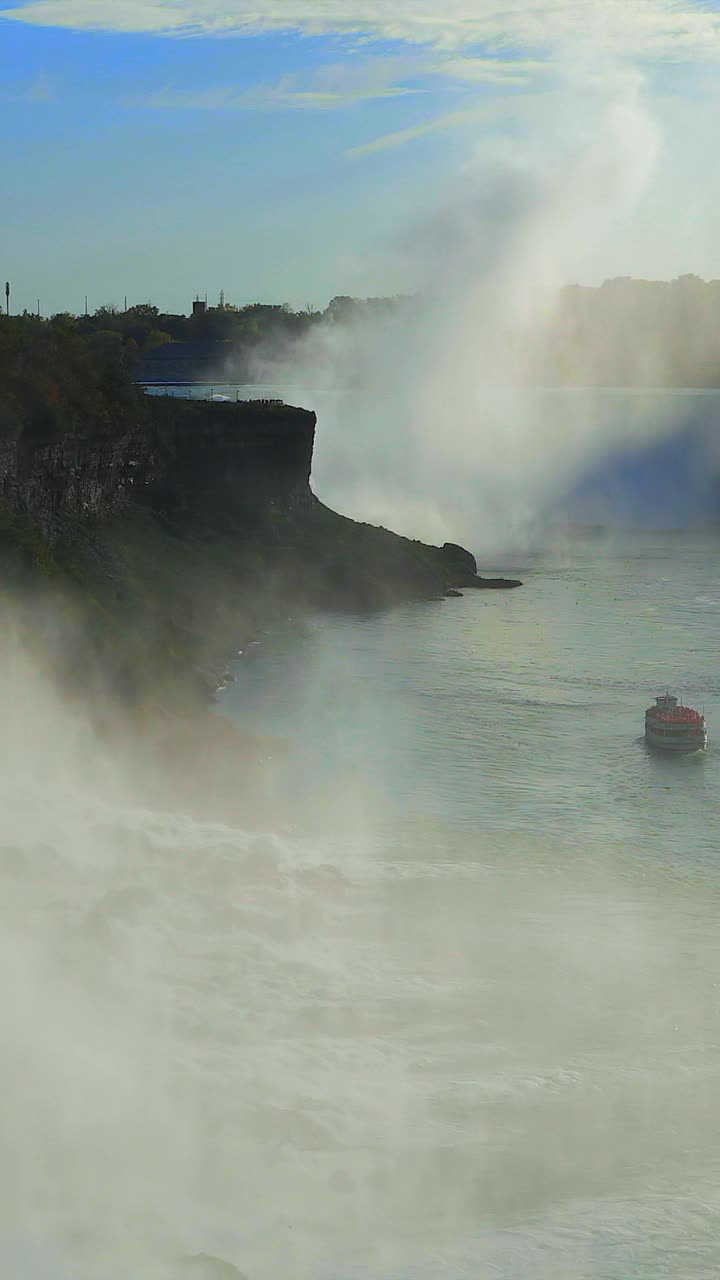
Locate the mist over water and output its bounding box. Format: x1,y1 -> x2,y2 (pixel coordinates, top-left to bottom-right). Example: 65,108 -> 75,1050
5,531 -> 720,1278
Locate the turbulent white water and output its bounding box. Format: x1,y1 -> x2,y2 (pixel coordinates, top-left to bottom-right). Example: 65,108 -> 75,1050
4,533 -> 720,1278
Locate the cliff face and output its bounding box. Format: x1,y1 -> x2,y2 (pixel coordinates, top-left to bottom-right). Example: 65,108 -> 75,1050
0,399 -> 316,537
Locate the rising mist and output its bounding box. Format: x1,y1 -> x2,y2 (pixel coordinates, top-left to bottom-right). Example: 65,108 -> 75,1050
248,67 -> 720,550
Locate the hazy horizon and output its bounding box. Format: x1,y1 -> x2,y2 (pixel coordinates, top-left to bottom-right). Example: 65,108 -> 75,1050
9,271 -> 720,322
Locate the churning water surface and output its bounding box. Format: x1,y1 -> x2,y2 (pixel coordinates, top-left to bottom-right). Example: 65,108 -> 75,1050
4,532 -> 720,1279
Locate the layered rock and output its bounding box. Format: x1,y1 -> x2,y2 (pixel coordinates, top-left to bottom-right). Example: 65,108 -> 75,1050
0,399 -> 316,537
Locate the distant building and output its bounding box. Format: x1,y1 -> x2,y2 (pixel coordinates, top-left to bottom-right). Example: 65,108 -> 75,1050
192,297 -> 207,317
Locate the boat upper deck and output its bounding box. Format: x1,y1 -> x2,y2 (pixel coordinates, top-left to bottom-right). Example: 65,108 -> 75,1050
645,693 -> 704,725
646,707 -> 704,724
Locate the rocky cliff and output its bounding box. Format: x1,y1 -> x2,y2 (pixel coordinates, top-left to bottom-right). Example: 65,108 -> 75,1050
0,398 -> 316,535
0,396 -> 520,704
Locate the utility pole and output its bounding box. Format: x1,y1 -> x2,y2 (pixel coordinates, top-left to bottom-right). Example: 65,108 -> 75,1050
124,295 -> 128,312
37,299 -> 40,318
84,295 -> 88,316
5,282 -> 9,316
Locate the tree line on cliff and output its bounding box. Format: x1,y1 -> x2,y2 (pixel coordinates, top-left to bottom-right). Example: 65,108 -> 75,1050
45,295 -> 405,364
0,297 -> 408,440
0,312 -> 148,442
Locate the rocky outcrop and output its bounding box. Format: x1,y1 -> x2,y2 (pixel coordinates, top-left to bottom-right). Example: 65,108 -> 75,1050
0,396 -> 521,703
438,541 -> 477,581
0,397 -> 521,601
284,503 -> 521,609
437,541 -> 522,590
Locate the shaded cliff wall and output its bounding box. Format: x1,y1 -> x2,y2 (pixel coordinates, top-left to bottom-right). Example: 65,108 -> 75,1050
0,399 -> 317,538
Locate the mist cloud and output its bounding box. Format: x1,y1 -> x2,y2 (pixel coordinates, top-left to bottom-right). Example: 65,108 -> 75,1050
251,68 -> 667,550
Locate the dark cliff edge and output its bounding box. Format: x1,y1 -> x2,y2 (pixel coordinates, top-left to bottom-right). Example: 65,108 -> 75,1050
0,397 -> 520,811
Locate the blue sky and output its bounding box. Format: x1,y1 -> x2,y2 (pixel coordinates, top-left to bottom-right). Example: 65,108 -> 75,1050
2,0 -> 720,315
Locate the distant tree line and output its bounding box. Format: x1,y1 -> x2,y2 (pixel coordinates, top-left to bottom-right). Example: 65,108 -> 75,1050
542,275 -> 720,387
1,275 -> 720,442
46,295 -> 409,362
55,276 -> 720,388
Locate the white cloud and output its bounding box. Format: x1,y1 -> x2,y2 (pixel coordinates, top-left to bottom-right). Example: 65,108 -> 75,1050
3,0 -> 720,65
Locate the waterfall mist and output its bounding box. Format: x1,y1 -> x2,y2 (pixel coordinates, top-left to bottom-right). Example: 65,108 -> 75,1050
249,65 -> 720,550
5,530 -> 720,1280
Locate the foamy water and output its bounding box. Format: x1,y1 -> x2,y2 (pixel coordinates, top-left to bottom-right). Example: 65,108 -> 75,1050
3,533 -> 720,1278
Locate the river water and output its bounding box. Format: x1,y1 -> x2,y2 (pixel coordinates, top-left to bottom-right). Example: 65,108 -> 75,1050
4,394 -> 720,1276
216,531 -> 720,1279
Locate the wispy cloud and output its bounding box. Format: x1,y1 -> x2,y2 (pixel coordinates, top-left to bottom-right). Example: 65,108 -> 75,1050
132,52 -> 545,114
439,57 -> 547,86
3,0 -> 720,65
348,106 -> 499,157
136,58 -> 427,111
141,84 -> 414,109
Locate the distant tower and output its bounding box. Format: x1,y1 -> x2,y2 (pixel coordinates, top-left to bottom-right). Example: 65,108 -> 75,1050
192,293 -> 207,317
219,289 -> 225,308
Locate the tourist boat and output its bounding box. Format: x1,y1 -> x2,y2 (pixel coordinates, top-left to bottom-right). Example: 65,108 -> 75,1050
644,692 -> 707,753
